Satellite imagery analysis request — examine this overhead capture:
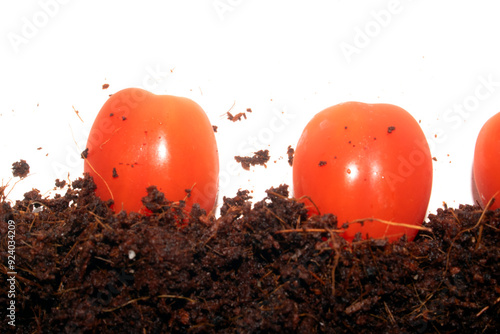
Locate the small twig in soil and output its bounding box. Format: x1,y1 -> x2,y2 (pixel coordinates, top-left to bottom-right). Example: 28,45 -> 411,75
410,283 -> 431,316
3,177 -> 25,201
474,192 -> 497,250
158,294 -> 196,304
384,301 -> 396,325
72,106 -> 84,123
348,218 -> 432,232
94,256 -> 114,264
308,269 -> 326,286
265,207 -> 287,228
331,250 -> 340,296
266,190 -> 289,200
28,215 -> 37,232
88,211 -> 113,231
296,195 -> 321,216
445,192 -> 497,273
476,296 -> 500,317
103,296 -> 150,312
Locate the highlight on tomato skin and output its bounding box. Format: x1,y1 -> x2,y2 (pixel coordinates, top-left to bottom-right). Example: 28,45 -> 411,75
292,101 -> 433,242
473,111 -> 500,210
83,88 -> 219,215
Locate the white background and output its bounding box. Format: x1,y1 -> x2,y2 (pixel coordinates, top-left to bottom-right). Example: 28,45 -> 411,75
1,0 -> 500,217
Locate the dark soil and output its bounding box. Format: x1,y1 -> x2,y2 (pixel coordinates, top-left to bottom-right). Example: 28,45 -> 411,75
1,174 -> 499,333
235,150 -> 270,170
11,160 -> 29,178
287,145 -> 294,167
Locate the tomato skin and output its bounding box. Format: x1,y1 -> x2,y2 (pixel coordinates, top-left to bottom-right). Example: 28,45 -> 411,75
473,112 -> 500,210
293,102 -> 433,242
84,88 -> 219,214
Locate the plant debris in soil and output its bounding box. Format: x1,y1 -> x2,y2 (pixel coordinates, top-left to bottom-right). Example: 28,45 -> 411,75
235,150 -> 270,170
1,174 -> 499,333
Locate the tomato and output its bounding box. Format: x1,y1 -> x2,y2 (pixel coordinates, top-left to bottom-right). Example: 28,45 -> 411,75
84,88 -> 219,214
293,102 -> 433,242
473,111 -> 500,210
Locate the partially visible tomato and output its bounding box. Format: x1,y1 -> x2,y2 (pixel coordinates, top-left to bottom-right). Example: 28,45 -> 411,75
473,111 -> 500,210
84,88 -> 219,214
293,102 -> 433,242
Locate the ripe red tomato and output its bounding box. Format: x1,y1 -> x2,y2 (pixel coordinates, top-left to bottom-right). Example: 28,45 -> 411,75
473,111 -> 500,210
84,88 -> 219,214
293,102 -> 433,242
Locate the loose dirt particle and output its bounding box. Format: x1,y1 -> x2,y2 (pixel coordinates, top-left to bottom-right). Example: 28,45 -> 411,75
235,150 -> 270,170
12,159 -> 29,178
287,145 -> 295,167
387,126 -> 396,133
227,112 -> 247,122
55,179 -> 67,188
81,148 -> 89,159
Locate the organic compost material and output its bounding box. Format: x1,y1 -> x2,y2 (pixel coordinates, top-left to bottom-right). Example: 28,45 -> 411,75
0,174 -> 499,333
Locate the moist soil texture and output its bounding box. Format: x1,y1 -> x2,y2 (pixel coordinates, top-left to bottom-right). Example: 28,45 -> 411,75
1,174 -> 499,333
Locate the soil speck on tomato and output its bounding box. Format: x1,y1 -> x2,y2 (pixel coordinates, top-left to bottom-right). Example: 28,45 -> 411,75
81,148 -> 89,159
